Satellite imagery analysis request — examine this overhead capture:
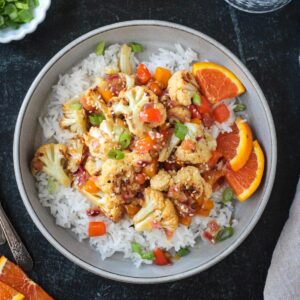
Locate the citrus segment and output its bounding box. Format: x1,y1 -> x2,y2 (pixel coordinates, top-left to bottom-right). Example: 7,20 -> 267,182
192,62 -> 246,103
225,140 -> 265,201
0,256 -> 53,300
0,281 -> 24,300
217,117 -> 253,172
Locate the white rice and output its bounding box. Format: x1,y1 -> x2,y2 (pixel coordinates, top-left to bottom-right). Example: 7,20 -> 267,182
37,44 -> 236,267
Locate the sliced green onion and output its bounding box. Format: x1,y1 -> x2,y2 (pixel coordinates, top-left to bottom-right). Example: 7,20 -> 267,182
131,242 -> 142,254
234,103 -> 247,112
108,149 -> 124,160
141,251 -> 155,260
174,122 -> 188,141
47,178 -> 57,195
192,93 -> 201,106
16,2 -> 29,10
89,113 -> 105,126
128,42 -> 143,53
95,41 -> 105,56
70,103 -> 82,110
17,9 -> 33,22
119,131 -> 132,149
222,187 -> 234,204
176,247 -> 190,257
215,227 -> 234,242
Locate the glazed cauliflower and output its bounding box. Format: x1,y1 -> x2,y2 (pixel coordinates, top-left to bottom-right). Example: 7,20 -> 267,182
158,133 -> 180,162
60,98 -> 87,135
97,152 -> 152,196
31,144 -> 71,187
84,156 -> 102,176
133,188 -> 178,233
168,70 -> 199,106
168,166 -> 212,216
66,138 -> 84,173
175,122 -> 216,164
80,189 -> 123,222
150,170 -> 172,192
111,86 -> 166,137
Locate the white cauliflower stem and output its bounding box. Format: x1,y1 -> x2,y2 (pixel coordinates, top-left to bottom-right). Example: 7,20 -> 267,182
67,138 -> 84,173
31,144 -> 71,187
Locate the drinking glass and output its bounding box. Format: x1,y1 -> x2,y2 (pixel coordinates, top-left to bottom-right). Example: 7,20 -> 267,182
225,0 -> 292,13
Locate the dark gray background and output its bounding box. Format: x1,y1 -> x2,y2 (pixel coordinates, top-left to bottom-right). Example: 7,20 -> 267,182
0,0 -> 299,299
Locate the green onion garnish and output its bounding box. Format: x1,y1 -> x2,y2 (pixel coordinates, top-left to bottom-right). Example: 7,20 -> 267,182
128,42 -> 143,53
119,131 -> 132,149
47,178 -> 57,195
192,93 -> 201,106
108,149 -> 125,160
131,242 -> 142,255
174,122 -> 188,141
215,227 -> 234,242
89,113 -> 105,126
234,103 -> 247,112
222,187 -> 234,204
176,247 -> 190,257
95,41 -> 105,56
70,103 -> 82,110
141,251 -> 155,260
16,2 -> 29,10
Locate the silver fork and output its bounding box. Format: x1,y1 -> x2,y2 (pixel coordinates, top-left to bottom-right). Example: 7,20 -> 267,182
0,202 -> 33,271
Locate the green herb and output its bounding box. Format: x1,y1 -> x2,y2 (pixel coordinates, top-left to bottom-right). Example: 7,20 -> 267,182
95,41 -> 105,56
222,187 -> 234,204
176,247 -> 190,257
89,113 -> 105,126
108,149 -> 125,160
141,251 -> 155,260
70,103 -> 82,110
128,42 -> 143,53
119,131 -> 132,149
192,93 -> 201,106
47,178 -> 57,195
131,242 -> 142,254
234,103 -> 247,112
174,122 -> 188,141
0,0 -> 38,29
215,227 -> 234,242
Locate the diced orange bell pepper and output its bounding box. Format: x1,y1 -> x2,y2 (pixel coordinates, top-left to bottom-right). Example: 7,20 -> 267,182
134,135 -> 156,154
124,204 -> 140,218
84,178 -> 100,194
154,67 -> 172,88
142,159 -> 158,178
88,221 -> 106,237
179,215 -> 192,227
196,199 -> 214,216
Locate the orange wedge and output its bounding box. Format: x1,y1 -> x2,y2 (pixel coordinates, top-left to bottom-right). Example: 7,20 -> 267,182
225,140 -> 265,201
0,281 -> 24,300
192,62 -> 246,103
217,117 -> 253,172
0,256 -> 53,300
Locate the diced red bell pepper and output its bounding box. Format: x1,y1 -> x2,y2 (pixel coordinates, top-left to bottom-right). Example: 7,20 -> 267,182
212,103 -> 230,123
139,106 -> 163,123
154,248 -> 171,266
136,64 -> 152,85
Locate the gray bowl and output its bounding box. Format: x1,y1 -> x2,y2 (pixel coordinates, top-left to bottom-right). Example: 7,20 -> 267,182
13,20 -> 277,283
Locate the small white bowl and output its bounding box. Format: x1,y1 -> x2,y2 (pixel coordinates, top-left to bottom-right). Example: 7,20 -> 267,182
0,0 -> 51,43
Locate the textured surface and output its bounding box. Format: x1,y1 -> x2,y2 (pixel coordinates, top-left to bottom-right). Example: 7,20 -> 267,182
0,0 -> 299,299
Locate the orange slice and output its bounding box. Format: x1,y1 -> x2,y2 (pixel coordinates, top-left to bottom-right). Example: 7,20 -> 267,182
0,281 -> 24,300
192,62 -> 246,103
217,117 -> 253,172
0,256 -> 53,300
225,140 -> 265,201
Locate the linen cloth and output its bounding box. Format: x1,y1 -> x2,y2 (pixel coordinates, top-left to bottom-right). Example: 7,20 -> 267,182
264,178 -> 300,299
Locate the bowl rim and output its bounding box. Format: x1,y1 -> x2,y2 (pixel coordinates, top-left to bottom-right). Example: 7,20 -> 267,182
13,20 -> 277,284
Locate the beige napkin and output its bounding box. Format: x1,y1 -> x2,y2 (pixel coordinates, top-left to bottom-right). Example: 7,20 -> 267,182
264,178 -> 300,299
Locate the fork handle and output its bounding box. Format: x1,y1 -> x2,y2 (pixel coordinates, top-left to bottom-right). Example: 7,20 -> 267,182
0,204 -> 33,271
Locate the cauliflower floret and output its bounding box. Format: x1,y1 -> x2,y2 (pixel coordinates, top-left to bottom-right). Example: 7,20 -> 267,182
66,138 -> 84,173
168,70 -> 199,106
119,44 -> 133,75
83,119 -> 127,160
158,133 -> 180,162
97,152 -> 152,196
150,170 -> 172,192
84,156 -> 102,176
133,188 -> 178,233
168,166 -> 212,216
175,122 -> 216,164
31,144 -> 71,187
80,189 -> 123,222
60,98 -> 87,135
111,86 -> 166,137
